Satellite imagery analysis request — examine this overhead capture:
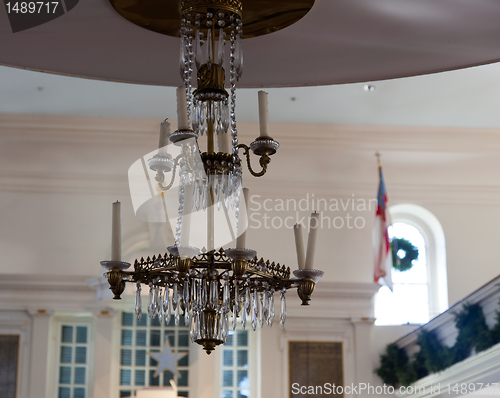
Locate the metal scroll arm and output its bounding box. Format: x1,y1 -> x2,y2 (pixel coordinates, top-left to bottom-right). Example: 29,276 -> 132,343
237,144 -> 269,177
154,154 -> 182,191
236,137 -> 279,177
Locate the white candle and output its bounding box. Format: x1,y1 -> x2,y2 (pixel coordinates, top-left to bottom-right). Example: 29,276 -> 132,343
111,201 -> 121,261
236,188 -> 250,249
305,212 -> 319,270
258,90 -> 269,137
220,131 -> 230,153
294,224 -> 306,270
177,86 -> 189,130
159,120 -> 170,155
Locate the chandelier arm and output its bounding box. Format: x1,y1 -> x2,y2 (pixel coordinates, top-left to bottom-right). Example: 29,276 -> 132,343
236,144 -> 269,177
157,154 -> 183,191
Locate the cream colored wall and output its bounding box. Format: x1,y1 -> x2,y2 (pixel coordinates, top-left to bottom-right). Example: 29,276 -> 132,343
2,114 -> 500,397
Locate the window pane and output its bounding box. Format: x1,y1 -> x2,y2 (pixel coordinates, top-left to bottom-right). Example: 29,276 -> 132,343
59,367 -> 71,384
61,326 -> 73,343
58,387 -> 71,398
122,312 -> 134,326
179,331 -> 189,347
121,349 -> 132,366
236,331 -> 247,347
178,392 -> 188,398
150,350 -> 159,366
75,326 -> 88,343
163,370 -> 174,386
120,369 -> 131,386
135,350 -> 146,366
75,347 -> 87,364
226,333 -> 234,346
222,391 -> 234,398
222,370 -> 233,387
121,330 -> 133,346
137,316 -> 147,327
237,391 -> 250,398
150,330 -> 161,346
178,370 -> 188,387
135,369 -> 146,386
223,350 -> 233,367
149,370 -> 160,386
151,317 -> 161,327
60,346 -> 72,363
237,350 -> 248,367
74,367 -> 86,384
178,351 -> 189,367
120,391 -> 132,398
237,370 -> 248,389
136,330 -> 147,346
73,387 -> 85,398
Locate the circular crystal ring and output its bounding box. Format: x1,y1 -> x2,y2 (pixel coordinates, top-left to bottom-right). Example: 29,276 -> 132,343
293,269 -> 324,284
250,137 -> 279,156
167,245 -> 200,259
169,129 -> 199,144
100,260 -> 131,271
147,154 -> 174,172
225,248 -> 257,261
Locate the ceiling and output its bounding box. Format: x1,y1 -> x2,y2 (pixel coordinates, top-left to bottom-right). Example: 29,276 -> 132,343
3,61 -> 500,128
3,0 -> 500,87
3,0 -> 500,127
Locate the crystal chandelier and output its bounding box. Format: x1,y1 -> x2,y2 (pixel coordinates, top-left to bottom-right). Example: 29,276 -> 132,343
101,0 -> 323,354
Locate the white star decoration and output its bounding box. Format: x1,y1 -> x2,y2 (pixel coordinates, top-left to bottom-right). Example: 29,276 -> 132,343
149,336 -> 187,378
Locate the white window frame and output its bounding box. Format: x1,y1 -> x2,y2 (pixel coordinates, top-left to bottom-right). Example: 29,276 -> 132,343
49,314 -> 95,398
215,327 -> 260,398
388,204 -> 448,320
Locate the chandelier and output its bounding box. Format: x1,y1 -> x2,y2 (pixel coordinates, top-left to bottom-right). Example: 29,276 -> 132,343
101,0 -> 323,354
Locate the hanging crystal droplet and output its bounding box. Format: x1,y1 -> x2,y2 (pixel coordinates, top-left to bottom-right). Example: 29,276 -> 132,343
165,289 -> 171,325
135,282 -> 142,321
235,33 -> 243,81
263,289 -> 269,325
147,283 -> 155,319
223,280 -> 230,310
232,303 -> 238,331
280,289 -> 287,329
269,290 -> 275,327
210,279 -> 219,308
259,292 -> 264,328
158,287 -> 164,323
184,306 -> 190,326
175,302 -> 180,326
207,27 -> 213,70
183,281 -> 190,309
252,289 -> 258,331
241,305 -> 246,330
172,283 -> 178,310
163,285 -> 169,316
195,30 -> 203,70
218,28 -> 225,66
245,286 -> 251,316
180,34 -> 187,79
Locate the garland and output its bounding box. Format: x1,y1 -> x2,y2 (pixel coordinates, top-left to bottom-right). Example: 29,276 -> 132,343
376,302 -> 500,386
391,238 -> 419,272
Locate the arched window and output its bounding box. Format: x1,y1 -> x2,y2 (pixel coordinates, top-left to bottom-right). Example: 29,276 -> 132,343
374,204 -> 448,325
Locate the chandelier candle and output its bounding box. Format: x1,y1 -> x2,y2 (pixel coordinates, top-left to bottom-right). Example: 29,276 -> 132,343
294,223 -> 306,270
258,90 -> 269,137
236,187 -> 249,249
305,212 -> 319,270
177,86 -> 189,130
111,201 -> 121,261
158,120 -> 170,155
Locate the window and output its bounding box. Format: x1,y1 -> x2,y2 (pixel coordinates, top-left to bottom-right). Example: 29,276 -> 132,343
119,312 -> 190,397
220,330 -> 250,398
0,335 -> 19,398
56,324 -> 90,398
375,204 -> 448,325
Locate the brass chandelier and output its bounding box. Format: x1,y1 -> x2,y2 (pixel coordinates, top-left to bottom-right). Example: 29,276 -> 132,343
101,0 -> 323,354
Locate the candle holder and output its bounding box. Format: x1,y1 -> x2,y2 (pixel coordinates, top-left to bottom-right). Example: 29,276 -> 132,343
167,245 -> 200,273
293,269 -> 324,306
237,136 -> 279,177
225,248 -> 257,278
147,153 -> 175,173
100,260 -> 131,300
169,129 -> 198,144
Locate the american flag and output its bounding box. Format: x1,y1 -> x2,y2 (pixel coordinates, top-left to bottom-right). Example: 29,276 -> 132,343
374,162 -> 393,290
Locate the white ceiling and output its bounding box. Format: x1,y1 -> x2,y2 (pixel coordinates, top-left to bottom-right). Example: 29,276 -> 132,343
3,61 -> 500,128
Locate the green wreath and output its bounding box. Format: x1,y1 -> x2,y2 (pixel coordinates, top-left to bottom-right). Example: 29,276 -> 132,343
391,238 -> 419,272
